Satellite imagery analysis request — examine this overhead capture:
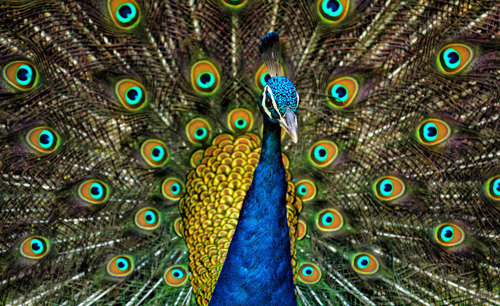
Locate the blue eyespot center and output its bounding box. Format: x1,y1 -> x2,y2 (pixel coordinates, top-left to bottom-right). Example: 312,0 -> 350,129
31,239 -> 43,254
260,73 -> 271,87
322,212 -> 334,226
323,0 -> 343,17
116,258 -> 128,270
151,146 -> 164,161
90,183 -> 104,199
172,268 -> 184,278
380,179 -> 393,196
303,267 -> 313,276
117,4 -> 136,23
38,130 -> 54,149
16,65 -> 33,85
331,84 -> 348,103
494,179 -> 500,196
357,256 -> 369,269
145,211 -> 155,224
171,183 -> 180,195
314,146 -> 328,161
235,119 -> 247,129
126,87 -> 142,105
194,128 -> 207,140
298,185 -> 307,196
440,226 -> 454,242
423,123 -> 438,141
443,48 -> 461,69
197,73 -> 215,89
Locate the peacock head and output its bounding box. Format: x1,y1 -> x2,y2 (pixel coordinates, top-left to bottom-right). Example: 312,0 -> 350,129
258,32 -> 299,143
259,76 -> 299,143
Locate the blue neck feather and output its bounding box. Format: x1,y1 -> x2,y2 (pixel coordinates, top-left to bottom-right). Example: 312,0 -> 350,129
209,117 -> 296,305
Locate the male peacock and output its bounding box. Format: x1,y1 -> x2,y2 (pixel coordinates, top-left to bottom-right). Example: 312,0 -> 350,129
0,0 -> 499,305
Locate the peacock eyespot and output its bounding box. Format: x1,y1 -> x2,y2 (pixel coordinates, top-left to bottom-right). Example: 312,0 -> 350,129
437,43 -> 473,74
228,108 -> 254,133
309,140 -> 338,167
190,149 -> 205,168
417,119 -> 451,146
3,60 -> 39,91
254,64 -> 285,91
298,220 -> 307,240
191,60 -> 220,95
373,176 -> 405,201
317,0 -> 349,23
352,253 -> 379,275
78,179 -> 110,205
135,207 -> 161,230
25,126 -> 61,154
106,255 -> 134,277
108,0 -> 141,29
115,79 -> 147,111
326,76 -> 358,108
298,262 -> 322,284
20,236 -> 50,259
485,175 -> 500,201
162,177 -> 185,200
164,265 -> 189,286
186,118 -> 212,144
316,208 -> 343,232
141,139 -> 169,167
434,223 -> 465,247
295,180 -> 317,201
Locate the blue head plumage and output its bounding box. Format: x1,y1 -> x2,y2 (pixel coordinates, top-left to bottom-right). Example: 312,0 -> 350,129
258,32 -> 300,143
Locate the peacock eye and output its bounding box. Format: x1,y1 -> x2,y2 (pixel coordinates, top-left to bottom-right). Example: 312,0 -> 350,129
298,262 -> 322,284
115,79 -> 147,111
20,236 -> 50,259
3,60 -> 39,91
190,149 -> 205,168
107,255 -> 134,277
434,223 -> 465,247
373,176 -> 405,201
317,0 -> 349,23
78,179 -> 110,205
162,177 -> 185,200
255,64 -> 272,91
309,140 -> 338,167
298,220 -> 307,240
135,207 -> 161,230
164,265 -> 189,286
295,180 -> 317,201
352,253 -> 379,275
141,139 -> 169,167
186,118 -> 212,144
228,108 -> 254,133
437,43 -> 473,74
25,126 -> 61,154
417,119 -> 451,146
191,60 -> 220,96
326,76 -> 358,109
485,175 -> 500,201
108,0 -> 141,29
316,208 -> 343,232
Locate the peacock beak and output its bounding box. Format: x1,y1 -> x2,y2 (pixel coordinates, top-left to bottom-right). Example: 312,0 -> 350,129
279,107 -> 298,143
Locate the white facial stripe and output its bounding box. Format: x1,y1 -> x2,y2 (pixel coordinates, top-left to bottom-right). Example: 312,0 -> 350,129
262,86 -> 272,119
296,92 -> 300,105
264,86 -> 287,121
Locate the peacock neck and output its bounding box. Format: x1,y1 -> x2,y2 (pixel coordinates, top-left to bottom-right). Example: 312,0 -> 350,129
209,116 -> 296,305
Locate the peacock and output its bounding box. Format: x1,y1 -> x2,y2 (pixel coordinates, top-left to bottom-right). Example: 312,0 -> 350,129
0,0 -> 499,305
